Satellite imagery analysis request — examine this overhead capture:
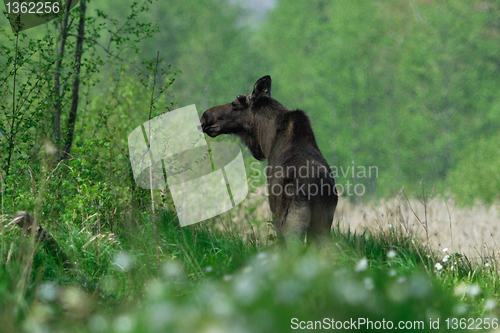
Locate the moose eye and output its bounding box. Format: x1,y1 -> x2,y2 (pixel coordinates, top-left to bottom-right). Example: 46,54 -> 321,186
236,94 -> 247,104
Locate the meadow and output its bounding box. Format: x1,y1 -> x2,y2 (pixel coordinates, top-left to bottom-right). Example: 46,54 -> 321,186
1,0 -> 500,332
1,188 -> 499,332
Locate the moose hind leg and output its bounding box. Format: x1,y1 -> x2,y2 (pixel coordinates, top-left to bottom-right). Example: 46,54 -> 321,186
307,204 -> 335,245
282,202 -> 311,244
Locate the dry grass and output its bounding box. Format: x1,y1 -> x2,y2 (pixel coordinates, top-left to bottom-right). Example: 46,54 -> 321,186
229,187 -> 500,261
336,196 -> 500,261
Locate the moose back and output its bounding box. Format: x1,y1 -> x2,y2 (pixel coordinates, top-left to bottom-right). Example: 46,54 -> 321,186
199,75 -> 338,244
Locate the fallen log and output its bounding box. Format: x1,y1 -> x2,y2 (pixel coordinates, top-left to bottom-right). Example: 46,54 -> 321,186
9,211 -> 72,269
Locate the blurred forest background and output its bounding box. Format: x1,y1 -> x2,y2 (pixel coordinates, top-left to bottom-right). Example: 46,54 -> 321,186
1,0 -> 500,225
2,2 -> 500,331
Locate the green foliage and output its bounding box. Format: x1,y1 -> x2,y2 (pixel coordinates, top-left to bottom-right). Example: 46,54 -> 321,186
448,133 -> 500,205
1,0 -> 499,204
0,205 -> 260,330
130,0 -> 262,111
1,0 -> 500,331
254,0 -> 500,200
125,252 -> 464,333
3,216 -> 498,332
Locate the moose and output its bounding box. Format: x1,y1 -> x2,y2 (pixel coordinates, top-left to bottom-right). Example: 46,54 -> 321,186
199,75 -> 338,245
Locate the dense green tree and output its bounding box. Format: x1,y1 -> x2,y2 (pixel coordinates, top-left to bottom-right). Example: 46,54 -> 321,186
133,0 -> 262,110
254,0 -> 500,200
2,0 -> 499,208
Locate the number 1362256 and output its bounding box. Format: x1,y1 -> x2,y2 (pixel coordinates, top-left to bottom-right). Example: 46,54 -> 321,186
5,1 -> 60,14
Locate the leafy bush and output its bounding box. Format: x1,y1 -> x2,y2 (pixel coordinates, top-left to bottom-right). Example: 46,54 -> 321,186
448,133 -> 500,205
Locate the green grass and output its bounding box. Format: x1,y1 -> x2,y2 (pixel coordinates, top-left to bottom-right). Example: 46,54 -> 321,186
1,208 -> 499,332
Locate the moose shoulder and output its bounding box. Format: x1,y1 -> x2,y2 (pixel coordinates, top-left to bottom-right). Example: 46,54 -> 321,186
199,75 -> 338,245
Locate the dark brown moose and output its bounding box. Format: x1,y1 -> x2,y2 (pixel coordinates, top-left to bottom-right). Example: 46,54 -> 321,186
199,75 -> 338,245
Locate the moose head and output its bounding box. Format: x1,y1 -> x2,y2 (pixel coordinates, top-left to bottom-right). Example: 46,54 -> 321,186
199,75 -> 272,138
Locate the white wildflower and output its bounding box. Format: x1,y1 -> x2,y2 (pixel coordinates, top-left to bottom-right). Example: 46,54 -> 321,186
257,252 -> 267,260
233,274 -> 259,304
454,283 -> 467,297
113,251 -> 133,271
355,258 -> 368,272
364,277 -> 374,291
88,314 -> 108,333
37,282 -> 59,303
454,304 -> 467,315
162,260 -> 183,280
485,298 -> 497,311
466,284 -> 481,297
113,315 -> 134,333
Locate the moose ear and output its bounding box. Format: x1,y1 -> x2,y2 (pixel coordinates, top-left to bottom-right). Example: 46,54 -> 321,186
236,94 -> 247,104
252,75 -> 272,99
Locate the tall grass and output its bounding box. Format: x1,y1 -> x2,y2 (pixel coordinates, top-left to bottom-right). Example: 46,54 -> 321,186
0,204 -> 262,330
1,164 -> 499,332
1,198 -> 499,332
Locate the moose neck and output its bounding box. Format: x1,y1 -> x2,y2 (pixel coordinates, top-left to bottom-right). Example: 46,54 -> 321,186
254,116 -> 279,160
238,105 -> 289,161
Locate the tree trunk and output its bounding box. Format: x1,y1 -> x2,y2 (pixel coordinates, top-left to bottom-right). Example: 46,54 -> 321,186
53,0 -> 74,146
62,0 -> 86,159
